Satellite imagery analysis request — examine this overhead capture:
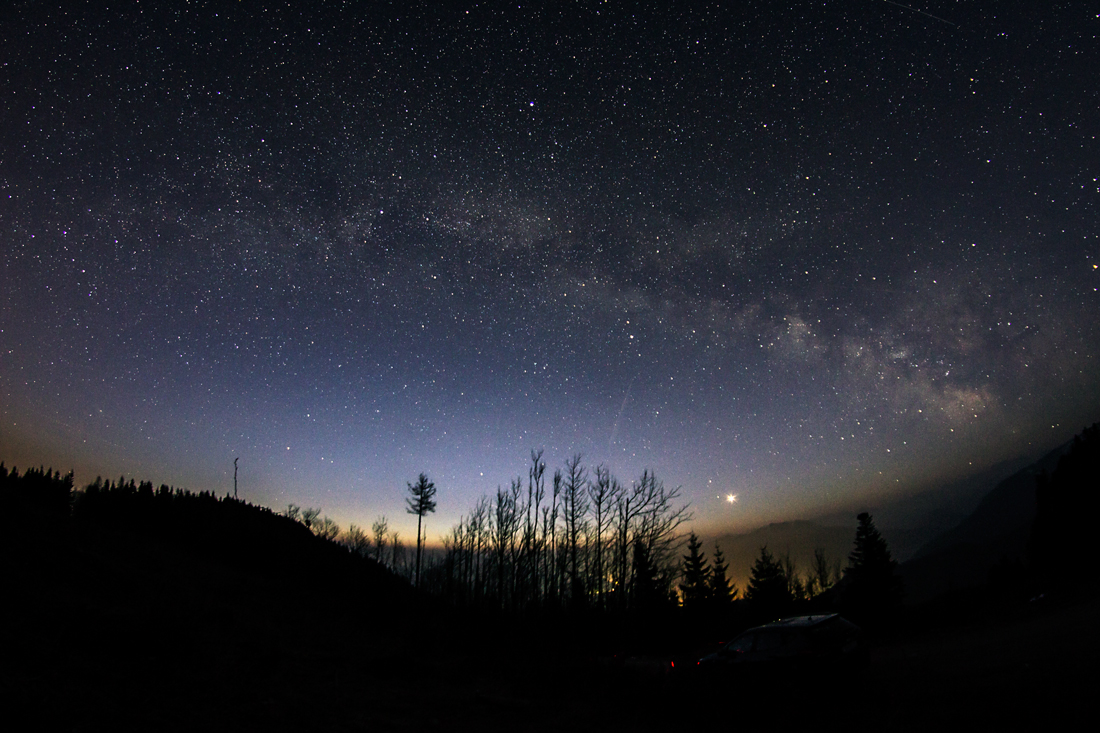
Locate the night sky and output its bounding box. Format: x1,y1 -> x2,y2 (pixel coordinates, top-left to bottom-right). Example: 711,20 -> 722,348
2,1 -> 1097,541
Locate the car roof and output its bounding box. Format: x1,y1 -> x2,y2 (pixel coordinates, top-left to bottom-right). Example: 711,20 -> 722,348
749,613 -> 839,631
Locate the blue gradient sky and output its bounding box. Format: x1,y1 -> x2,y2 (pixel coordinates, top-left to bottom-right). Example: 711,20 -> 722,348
2,1 -> 1098,541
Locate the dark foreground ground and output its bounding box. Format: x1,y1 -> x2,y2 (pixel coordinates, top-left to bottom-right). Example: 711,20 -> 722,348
6,587 -> 1097,732
4,498 -> 1096,732
853,598 -> 1098,731
485,596 -> 1099,733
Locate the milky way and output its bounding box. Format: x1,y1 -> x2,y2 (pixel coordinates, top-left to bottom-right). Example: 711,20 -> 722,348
2,1 -> 1097,537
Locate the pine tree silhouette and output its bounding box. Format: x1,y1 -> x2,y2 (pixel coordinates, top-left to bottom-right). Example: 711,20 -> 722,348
842,512 -> 903,626
631,539 -> 663,611
745,546 -> 790,622
679,532 -> 710,609
708,543 -> 737,608
406,473 -> 437,588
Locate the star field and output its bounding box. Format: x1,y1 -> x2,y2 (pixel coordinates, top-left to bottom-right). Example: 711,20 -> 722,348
2,1 -> 1098,537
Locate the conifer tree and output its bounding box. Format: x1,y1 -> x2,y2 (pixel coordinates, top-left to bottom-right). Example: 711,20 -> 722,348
679,532 -> 710,608
708,543 -> 737,607
842,512 -> 903,624
744,546 -> 790,622
631,538 -> 663,611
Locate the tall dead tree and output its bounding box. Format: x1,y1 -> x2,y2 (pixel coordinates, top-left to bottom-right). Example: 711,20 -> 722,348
632,470 -> 690,596
549,469 -> 563,604
372,516 -> 390,564
406,473 -> 437,588
527,449 -> 546,606
587,465 -> 619,608
508,476 -> 526,605
612,478 -> 647,607
562,454 -> 589,606
491,485 -> 517,607
470,496 -> 488,603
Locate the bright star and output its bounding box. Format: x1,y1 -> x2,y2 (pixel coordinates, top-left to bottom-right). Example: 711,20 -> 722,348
726,494 -> 737,504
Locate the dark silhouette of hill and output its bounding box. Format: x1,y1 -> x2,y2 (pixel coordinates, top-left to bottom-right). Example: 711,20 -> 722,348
71,476 -> 410,591
1,465 -> 428,731
812,453 -> 1036,561
698,458 -> 1037,608
1030,423 -> 1100,594
899,439 -> 1074,604
705,442 -> 1076,608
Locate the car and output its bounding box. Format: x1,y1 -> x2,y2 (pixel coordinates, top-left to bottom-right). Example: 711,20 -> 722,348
695,613 -> 866,678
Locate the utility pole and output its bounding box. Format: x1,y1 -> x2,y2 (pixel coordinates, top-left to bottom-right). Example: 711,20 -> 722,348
234,457 -> 239,500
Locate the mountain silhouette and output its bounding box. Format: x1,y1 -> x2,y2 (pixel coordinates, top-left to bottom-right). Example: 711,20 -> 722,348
710,520 -> 854,593
899,440 -> 1074,604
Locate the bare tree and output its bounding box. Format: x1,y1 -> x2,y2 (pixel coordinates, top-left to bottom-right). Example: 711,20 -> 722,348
343,524 -> 370,556
526,449 -> 546,606
508,477 -> 527,605
371,516 -> 390,563
406,473 -> 438,588
614,470 -> 691,606
806,547 -> 835,599
587,465 -> 619,608
548,469 -> 563,604
470,496 -> 489,603
562,454 -> 589,605
301,507 -> 321,531
781,550 -> 806,601
444,519 -> 465,601
490,484 -> 518,607
391,531 -> 405,577
438,454 -> 690,614
315,515 -> 340,541
612,479 -> 646,607
459,512 -> 477,600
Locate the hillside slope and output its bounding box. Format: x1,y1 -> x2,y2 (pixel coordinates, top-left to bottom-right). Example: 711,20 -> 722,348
2,469 -> 427,731
899,441 -> 1071,604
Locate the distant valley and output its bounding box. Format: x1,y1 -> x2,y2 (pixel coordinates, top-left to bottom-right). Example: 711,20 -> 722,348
706,447 -> 1059,601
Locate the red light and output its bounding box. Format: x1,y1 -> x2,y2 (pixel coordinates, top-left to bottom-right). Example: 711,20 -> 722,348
670,661 -> 675,668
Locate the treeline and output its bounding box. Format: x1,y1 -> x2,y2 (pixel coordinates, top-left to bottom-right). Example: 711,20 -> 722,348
675,510 -> 902,632
1,463 -> 408,602
0,462 -> 74,522
394,449 -> 914,637
275,504 -> 421,581
273,452 -> 695,614
418,451 -> 691,615
0,456 -> 909,635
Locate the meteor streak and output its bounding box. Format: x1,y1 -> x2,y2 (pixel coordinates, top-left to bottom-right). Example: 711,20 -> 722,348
879,0 -> 957,27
